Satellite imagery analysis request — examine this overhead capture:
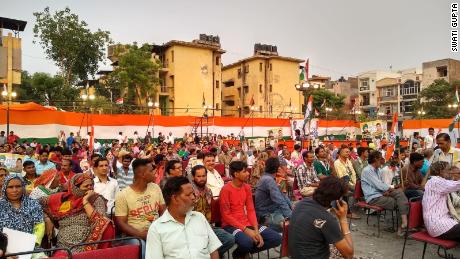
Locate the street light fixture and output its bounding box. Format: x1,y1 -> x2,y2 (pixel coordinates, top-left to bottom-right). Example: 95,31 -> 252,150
2,89 -> 17,134
81,94 -> 88,101
417,110 -> 426,115
88,94 -> 95,101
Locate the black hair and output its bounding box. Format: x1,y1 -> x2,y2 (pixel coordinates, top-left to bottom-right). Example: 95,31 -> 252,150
265,157 -> 280,174
436,133 -> 451,142
0,232 -> 8,257
203,152 -> 215,159
162,176 -> 191,206
409,152 -> 424,164
38,149 -> 48,156
357,147 -> 368,156
166,160 -> 181,175
61,158 -> 72,165
132,158 -> 151,172
53,146 -> 63,153
229,160 -> 248,177
312,176 -> 349,207
314,146 -> 324,156
122,154 -> 133,161
209,147 -> 218,154
302,150 -> 314,159
191,164 -> 206,177
154,154 -> 165,164
23,160 -> 35,168
428,127 -> 434,131
94,157 -> 108,167
294,144 -> 301,151
197,151 -> 204,160
62,148 -> 72,156
368,150 -> 382,164
90,153 -> 102,161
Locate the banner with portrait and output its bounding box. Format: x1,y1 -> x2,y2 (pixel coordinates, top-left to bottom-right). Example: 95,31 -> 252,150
360,120 -> 386,139
0,153 -> 25,171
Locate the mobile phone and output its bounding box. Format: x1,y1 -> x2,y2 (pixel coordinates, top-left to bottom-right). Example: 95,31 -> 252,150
331,199 -> 343,209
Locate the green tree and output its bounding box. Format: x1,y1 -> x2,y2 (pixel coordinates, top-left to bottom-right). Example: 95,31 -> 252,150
304,88 -> 346,118
33,7 -> 112,88
18,71 -> 80,108
106,43 -> 160,106
415,79 -> 459,119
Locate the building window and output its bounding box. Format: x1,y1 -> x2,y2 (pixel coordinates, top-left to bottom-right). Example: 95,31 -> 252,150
171,50 -> 174,63
401,80 -> 420,96
244,64 -> 249,73
259,63 -> 263,72
437,66 -> 448,77
238,69 -> 242,78
259,84 -> 263,93
216,103 -> 219,110
269,63 -> 272,71
385,106 -> 391,114
385,87 -> 394,97
269,84 -> 272,92
259,105 -> 262,112
215,56 -> 220,66
237,87 -> 241,97
216,80 -> 219,89
243,85 -> 249,94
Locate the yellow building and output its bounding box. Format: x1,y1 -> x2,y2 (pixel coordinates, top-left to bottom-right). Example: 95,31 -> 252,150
152,34 -> 225,116
0,17 -> 26,95
221,44 -> 303,118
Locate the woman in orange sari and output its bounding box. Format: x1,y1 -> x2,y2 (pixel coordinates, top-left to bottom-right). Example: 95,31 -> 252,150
41,173 -> 114,254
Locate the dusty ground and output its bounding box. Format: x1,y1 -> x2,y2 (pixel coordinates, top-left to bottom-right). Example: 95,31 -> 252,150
253,210 -> 460,259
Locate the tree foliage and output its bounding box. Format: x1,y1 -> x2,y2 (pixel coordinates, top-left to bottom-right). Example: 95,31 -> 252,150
106,43 -> 160,106
304,88 -> 346,118
19,71 -> 79,108
33,7 -> 112,88
415,79 -> 460,119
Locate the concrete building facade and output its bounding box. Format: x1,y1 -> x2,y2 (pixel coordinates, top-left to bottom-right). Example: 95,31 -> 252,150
221,44 -> 303,118
422,58 -> 460,89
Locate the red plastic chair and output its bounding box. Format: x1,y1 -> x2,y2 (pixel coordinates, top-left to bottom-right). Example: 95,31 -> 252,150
210,197 -> 222,226
279,220 -> 290,258
292,177 -> 302,201
71,237 -> 142,259
214,163 -> 225,177
5,247 -> 71,259
350,180 -> 388,237
401,199 -> 458,259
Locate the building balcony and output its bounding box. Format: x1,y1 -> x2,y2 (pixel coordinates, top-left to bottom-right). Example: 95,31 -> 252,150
160,61 -> 169,73
359,86 -> 370,92
379,96 -> 398,103
159,86 -> 173,95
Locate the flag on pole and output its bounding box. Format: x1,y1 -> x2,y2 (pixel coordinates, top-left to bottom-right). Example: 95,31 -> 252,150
115,98 -> 123,105
299,66 -> 305,81
305,59 -> 309,81
304,95 -> 314,123
314,108 -> 319,117
385,112 -> 399,161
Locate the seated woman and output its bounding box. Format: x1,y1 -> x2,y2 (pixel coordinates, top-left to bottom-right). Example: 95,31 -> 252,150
423,162 -> 460,240
41,173 -> 114,254
0,175 -> 45,247
30,169 -> 61,200
0,167 -> 9,198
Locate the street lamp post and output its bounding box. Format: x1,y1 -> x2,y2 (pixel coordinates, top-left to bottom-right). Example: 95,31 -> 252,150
81,93 -> 95,135
202,104 -> 212,140
2,90 -> 17,134
148,101 -> 160,139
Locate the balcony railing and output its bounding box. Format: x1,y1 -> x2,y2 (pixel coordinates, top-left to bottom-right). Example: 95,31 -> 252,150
359,87 -> 370,91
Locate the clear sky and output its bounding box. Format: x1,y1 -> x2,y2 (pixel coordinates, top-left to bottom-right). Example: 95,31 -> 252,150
2,0 -> 459,79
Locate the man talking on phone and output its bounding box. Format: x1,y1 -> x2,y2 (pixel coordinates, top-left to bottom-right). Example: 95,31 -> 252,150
288,177 -> 354,259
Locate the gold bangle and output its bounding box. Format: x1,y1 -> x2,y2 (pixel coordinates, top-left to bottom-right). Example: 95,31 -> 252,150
83,202 -> 89,207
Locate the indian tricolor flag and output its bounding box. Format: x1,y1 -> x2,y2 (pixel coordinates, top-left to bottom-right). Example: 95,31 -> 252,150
115,98 -> 123,105
303,95 -> 314,124
386,112 -> 399,161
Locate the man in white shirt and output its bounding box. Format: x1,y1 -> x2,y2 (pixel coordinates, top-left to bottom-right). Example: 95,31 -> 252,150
117,131 -> 126,144
93,157 -> 119,216
431,133 -> 460,167
145,176 -> 221,259
204,152 -> 224,197
166,132 -> 175,145
424,127 -> 435,149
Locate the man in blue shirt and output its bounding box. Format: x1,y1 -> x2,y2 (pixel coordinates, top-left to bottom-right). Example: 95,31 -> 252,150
35,149 -> 56,176
66,132 -> 74,147
361,150 -> 408,233
254,157 -> 292,232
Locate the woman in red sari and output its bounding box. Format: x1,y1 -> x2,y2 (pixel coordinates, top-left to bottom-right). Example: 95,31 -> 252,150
41,173 -> 114,254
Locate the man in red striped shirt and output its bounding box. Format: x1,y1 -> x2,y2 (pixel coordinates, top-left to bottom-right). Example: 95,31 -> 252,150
220,161 -> 281,259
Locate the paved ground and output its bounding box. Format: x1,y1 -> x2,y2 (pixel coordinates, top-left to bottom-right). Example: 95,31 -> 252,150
252,210 -> 460,259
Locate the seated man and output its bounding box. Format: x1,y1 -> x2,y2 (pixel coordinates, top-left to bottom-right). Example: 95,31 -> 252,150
145,176 -> 222,259
93,157 -> 119,216
254,157 -> 292,232
204,152 -> 225,197
191,165 -> 235,257
400,152 -> 425,199
221,161 -> 282,259
115,159 -> 165,257
361,151 -> 409,234
160,159 -> 183,188
296,151 -> 320,197
313,146 -> 333,180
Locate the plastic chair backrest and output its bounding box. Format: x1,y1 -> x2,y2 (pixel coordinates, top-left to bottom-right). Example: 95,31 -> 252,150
210,197 -> 222,224
214,164 -> 225,177
72,245 -> 140,259
353,180 -> 364,200
408,200 -> 423,229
